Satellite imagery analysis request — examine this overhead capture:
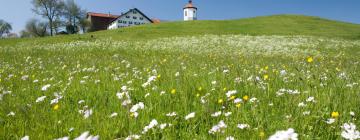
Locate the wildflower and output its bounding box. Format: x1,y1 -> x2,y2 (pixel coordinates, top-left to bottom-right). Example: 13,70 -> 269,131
325,118 -> 336,124
142,119 -> 158,134
350,111 -> 355,117
306,96 -> 316,102
79,109 -> 93,119
249,97 -> 258,103
54,136 -> 69,140
243,95 -> 249,101
211,111 -> 222,117
303,111 -> 311,115
166,112 -> 177,117
218,99 -> 224,104
53,104 -> 60,110
226,136 -> 235,140
307,56 -> 314,63
209,120 -> 227,134
21,136 -> 29,140
234,98 -> 242,103
331,111 -> 339,118
36,96 -> 47,103
298,102 -> 306,107
236,103 -> 241,108
225,90 -> 237,98
41,84 -> 51,91
130,102 -> 145,113
197,87 -> 202,91
237,124 -> 250,129
341,123 -> 360,140
259,131 -> 265,138
185,112 -> 195,120
125,135 -> 141,140
224,112 -> 232,117
263,74 -> 269,80
74,131 -> 99,140
230,96 -> 236,100
7,111 -> 15,116
268,128 -> 298,140
110,113 -> 118,118
170,89 -> 176,94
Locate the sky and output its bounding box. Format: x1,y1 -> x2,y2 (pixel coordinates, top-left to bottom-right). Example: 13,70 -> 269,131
1,0 -> 360,33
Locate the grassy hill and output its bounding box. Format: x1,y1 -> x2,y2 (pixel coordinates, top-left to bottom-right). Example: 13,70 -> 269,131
1,15 -> 360,46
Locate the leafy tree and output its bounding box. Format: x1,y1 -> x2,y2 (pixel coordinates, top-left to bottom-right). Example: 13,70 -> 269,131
0,19 -> 12,38
25,19 -> 48,37
63,0 -> 88,34
31,0 -> 65,36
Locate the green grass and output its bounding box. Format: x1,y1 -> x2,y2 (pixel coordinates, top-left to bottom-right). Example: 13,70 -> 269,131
0,15 -> 360,139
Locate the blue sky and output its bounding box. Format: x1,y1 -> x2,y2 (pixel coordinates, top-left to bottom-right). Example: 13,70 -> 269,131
1,0 -> 360,33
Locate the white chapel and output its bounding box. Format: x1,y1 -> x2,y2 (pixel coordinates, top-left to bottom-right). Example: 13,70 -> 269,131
183,0 -> 197,21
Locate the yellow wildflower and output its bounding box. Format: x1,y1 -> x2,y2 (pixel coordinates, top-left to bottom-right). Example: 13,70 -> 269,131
197,87 -> 202,91
331,111 -> 339,118
243,95 -> 249,101
236,103 -> 241,108
230,96 -> 236,100
171,89 -> 176,94
53,104 -> 60,110
157,74 -> 161,79
263,74 -> 269,80
307,56 -> 314,63
223,87 -> 227,91
218,99 -> 224,104
196,93 -> 200,97
265,66 -> 269,70
259,131 -> 265,138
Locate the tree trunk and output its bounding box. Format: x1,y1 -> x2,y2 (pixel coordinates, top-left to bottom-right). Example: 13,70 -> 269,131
49,18 -> 53,36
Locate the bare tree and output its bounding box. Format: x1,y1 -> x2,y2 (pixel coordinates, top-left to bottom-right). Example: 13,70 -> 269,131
25,19 -> 48,37
31,0 -> 64,36
0,19 -> 12,38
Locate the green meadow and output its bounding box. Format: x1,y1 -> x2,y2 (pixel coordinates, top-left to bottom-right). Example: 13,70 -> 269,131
0,15 -> 360,140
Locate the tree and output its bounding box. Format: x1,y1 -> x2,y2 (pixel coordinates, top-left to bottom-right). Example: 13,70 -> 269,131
0,19 -> 12,38
32,0 -> 64,36
25,19 -> 48,37
63,0 -> 88,34
78,18 -> 91,33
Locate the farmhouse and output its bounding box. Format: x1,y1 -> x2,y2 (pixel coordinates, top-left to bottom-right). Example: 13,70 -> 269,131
86,12 -> 120,31
108,8 -> 153,29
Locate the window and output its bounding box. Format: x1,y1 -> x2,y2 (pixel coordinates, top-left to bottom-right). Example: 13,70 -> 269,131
123,21 -> 127,24
194,11 -> 196,14
133,16 -> 137,19
118,20 -> 122,23
129,21 -> 133,24
133,10 -> 137,14
140,17 -> 144,20
185,11 -> 187,16
126,16 -> 130,18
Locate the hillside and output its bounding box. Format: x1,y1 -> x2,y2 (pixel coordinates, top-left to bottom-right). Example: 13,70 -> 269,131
1,15 -> 360,46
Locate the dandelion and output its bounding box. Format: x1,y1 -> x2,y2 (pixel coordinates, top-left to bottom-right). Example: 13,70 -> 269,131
230,96 -> 236,100
236,103 -> 241,108
170,89 -> 176,94
53,104 -> 60,110
36,96 -> 47,103
218,99 -> 224,104
268,128 -> 298,140
331,111 -> 339,118
263,74 -> 269,80
185,112 -> 195,120
307,56 -> 314,63
243,95 -> 249,101
259,131 -> 265,138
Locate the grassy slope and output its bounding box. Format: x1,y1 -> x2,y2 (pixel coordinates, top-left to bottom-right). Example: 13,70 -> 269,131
1,15 -> 360,46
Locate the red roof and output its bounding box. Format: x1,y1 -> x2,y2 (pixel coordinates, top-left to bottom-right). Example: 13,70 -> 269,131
87,12 -> 119,19
184,0 -> 197,9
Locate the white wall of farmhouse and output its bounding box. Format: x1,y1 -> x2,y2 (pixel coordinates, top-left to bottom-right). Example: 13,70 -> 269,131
108,9 -> 152,29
